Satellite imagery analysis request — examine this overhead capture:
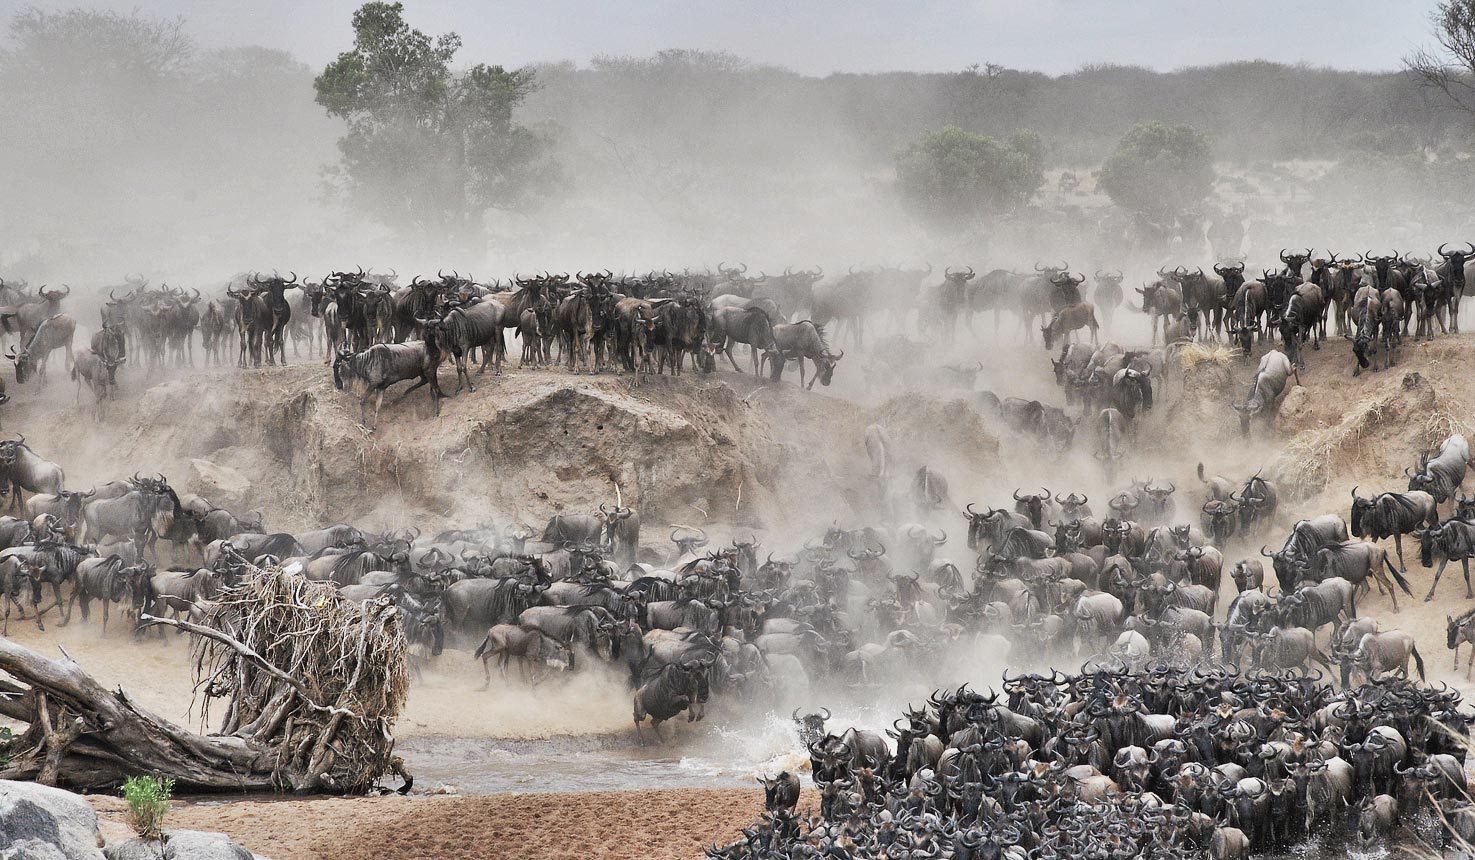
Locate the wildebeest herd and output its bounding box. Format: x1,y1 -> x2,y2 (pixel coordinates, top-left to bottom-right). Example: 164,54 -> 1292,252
0,245 -> 1465,432
3,245 -> 1475,857
725,670 -> 1475,860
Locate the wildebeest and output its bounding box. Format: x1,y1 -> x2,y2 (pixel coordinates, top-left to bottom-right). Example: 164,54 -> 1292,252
1231,350 -> 1297,436
1419,516 -> 1475,601
1407,433 -> 1469,505
7,313 -> 76,385
473,623 -> 573,686
0,438 -> 65,514
1350,488 -> 1437,571
633,659 -> 710,743
332,339 -> 446,427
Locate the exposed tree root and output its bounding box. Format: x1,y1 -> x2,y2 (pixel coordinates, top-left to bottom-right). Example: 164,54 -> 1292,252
0,567 -> 411,794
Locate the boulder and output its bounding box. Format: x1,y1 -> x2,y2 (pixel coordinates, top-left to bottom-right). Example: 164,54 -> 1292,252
0,779 -> 106,860
104,831 -> 251,860
187,459 -> 253,510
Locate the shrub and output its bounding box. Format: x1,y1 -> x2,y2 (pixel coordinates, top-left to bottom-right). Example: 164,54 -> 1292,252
122,774 -> 173,841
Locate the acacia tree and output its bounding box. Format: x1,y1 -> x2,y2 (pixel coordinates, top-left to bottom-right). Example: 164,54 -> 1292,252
895,126 -> 1044,232
1097,122 -> 1214,220
314,2 -> 558,245
1406,0 -> 1475,118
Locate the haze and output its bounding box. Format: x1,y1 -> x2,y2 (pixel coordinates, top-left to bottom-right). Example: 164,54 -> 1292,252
19,0 -> 1439,75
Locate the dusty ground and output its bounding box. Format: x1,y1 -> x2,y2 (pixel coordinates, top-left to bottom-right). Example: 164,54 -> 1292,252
87,789 -> 798,860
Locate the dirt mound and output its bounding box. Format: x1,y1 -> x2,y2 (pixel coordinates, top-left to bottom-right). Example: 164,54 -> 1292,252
9,365 -> 1001,544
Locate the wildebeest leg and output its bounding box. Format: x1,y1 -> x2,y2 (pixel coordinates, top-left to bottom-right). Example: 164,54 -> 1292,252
1426,557 -> 1451,602
1464,557 -> 1472,600
457,350 -> 474,394
724,341 -> 742,373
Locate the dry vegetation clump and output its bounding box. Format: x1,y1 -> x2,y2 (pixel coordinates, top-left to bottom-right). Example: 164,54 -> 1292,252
0,567 -> 411,793
1172,341 -> 1235,372
189,568 -> 411,794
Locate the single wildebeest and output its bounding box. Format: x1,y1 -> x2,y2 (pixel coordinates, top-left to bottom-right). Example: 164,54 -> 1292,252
8,312 -> 77,385
1307,539 -> 1411,610
1448,607 -> 1475,678
70,345 -> 125,407
791,707 -> 831,747
473,623 -> 574,687
1040,302 -> 1100,350
1094,407 -> 1128,479
754,317 -> 844,389
1407,433 -> 1469,504
758,771 -> 801,812
633,659 -> 710,743
69,555 -> 148,633
332,339 -> 446,428
25,490 -> 93,540
1197,462 -> 1237,503
1233,474 -> 1277,536
1201,500 -> 1239,546
1231,349 -> 1298,436
0,437 -> 65,513
1346,629 -> 1425,686
542,513 -> 604,549
1350,487 -> 1437,571
1420,516 -> 1475,601
864,423 -> 890,480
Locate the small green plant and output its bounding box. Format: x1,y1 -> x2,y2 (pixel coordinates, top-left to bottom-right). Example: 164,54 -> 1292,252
121,775 -> 173,841
0,726 -> 13,766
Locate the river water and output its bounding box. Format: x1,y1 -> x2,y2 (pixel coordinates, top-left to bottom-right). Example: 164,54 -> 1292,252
394,699 -> 924,794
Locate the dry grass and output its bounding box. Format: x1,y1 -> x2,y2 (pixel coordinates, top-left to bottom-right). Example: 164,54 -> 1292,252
1173,341 -> 1234,371
1274,393 -> 1395,497
1272,380 -> 1472,499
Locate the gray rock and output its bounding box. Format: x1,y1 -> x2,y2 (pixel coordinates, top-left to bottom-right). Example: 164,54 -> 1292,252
0,779 -> 106,860
104,831 -> 252,860
102,840 -> 164,860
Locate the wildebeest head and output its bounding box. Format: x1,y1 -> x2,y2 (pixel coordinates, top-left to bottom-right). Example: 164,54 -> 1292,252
1201,500 -> 1237,544
1055,492 -> 1089,519
792,707 -> 830,746
1279,248 -> 1312,278
1013,488 -> 1051,528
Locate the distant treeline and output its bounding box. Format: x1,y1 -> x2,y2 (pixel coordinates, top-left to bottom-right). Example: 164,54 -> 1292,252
527,51 -> 1466,167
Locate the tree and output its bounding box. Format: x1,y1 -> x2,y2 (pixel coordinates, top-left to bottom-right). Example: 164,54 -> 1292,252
894,126 -> 1044,232
1097,122 -> 1215,220
1406,0 -> 1475,118
314,2 -> 558,245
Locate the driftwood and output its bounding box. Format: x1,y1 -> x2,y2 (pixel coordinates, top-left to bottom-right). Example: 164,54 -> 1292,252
0,567 -> 412,793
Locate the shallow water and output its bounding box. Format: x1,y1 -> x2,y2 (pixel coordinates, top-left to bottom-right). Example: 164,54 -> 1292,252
396,692 -> 988,793
398,709 -> 819,793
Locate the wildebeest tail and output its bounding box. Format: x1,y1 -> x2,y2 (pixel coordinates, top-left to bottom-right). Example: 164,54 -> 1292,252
1383,554 -> 1413,596
1412,644 -> 1426,681
473,633 -> 493,660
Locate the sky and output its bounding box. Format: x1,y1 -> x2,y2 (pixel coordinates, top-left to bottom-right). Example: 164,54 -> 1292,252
4,0 -> 1447,76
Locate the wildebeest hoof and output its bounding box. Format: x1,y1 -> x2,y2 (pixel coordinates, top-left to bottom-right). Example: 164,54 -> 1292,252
1425,595 -> 1435,602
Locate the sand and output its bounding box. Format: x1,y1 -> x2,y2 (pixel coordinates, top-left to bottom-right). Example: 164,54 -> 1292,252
88,789 -> 793,860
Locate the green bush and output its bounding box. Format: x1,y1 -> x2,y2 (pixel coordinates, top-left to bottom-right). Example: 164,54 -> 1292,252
1098,121 -> 1215,220
121,775 -> 173,841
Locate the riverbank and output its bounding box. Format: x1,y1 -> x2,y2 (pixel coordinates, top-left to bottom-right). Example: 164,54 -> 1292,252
89,788 -> 786,860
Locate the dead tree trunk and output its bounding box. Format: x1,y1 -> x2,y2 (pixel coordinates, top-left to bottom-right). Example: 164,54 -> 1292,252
0,568 -> 412,793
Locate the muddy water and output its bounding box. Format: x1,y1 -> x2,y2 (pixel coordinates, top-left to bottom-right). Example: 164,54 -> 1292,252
398,713 -> 815,794
397,701 -> 922,794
